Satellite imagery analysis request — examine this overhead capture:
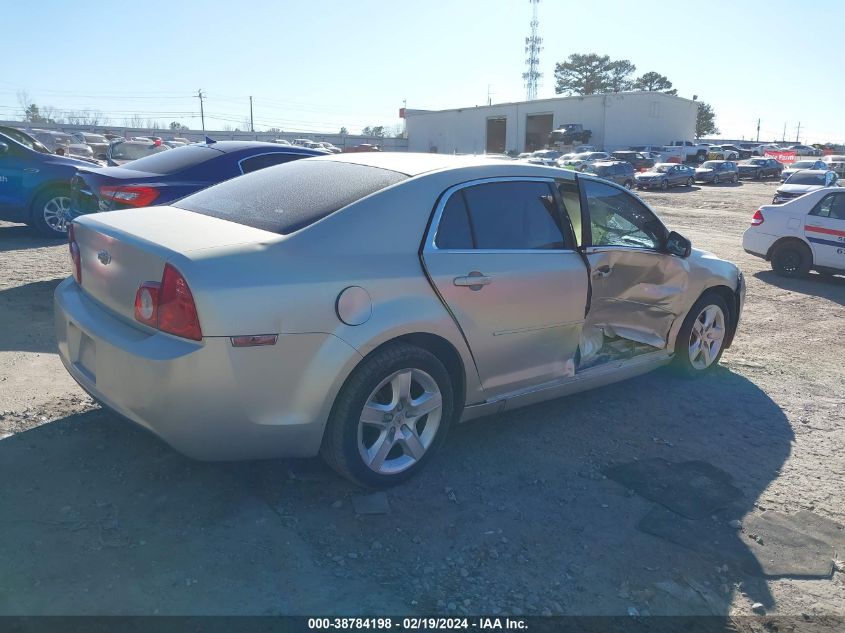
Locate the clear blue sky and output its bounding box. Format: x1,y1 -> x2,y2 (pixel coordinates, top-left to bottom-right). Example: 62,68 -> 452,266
2,0 -> 842,142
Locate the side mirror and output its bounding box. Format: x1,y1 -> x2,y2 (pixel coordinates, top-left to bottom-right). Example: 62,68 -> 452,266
0,142 -> 8,155
665,230 -> 692,258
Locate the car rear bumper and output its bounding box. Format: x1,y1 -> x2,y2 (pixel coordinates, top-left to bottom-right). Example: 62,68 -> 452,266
741,228 -> 777,260
54,278 -> 361,460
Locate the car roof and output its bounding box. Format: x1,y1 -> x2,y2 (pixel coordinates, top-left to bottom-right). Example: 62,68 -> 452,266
309,151 -> 579,179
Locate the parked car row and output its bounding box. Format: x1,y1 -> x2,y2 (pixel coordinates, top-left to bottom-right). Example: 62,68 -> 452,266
0,126 -> 328,236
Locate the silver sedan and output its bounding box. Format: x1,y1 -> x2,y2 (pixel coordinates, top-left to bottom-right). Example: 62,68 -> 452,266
55,153 -> 745,487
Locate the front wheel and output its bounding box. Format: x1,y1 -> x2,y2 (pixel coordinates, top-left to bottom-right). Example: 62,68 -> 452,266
30,188 -> 71,238
624,180 -> 634,190
321,343 -> 455,487
660,179 -> 668,190
672,292 -> 730,377
756,170 -> 763,180
686,177 -> 694,187
713,174 -> 720,185
732,173 -> 739,184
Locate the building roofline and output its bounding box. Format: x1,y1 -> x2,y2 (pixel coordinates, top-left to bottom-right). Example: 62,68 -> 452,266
406,91 -> 697,117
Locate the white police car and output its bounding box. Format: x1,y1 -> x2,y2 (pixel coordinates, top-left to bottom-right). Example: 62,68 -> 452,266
743,186 -> 845,277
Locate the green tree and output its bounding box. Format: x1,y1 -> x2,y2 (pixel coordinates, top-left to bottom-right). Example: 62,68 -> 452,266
607,60 -> 637,92
554,53 -> 636,95
632,71 -> 677,96
362,125 -> 386,138
169,121 -> 189,131
339,126 -> 349,135
695,101 -> 719,137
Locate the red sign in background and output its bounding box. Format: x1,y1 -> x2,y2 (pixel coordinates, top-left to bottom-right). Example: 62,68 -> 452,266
764,150 -> 797,164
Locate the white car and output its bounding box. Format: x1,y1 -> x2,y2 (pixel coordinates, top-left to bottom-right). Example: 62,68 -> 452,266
772,170 -> 839,204
743,187 -> 845,277
526,149 -> 563,166
822,154 -> 845,177
780,159 -> 828,182
560,151 -> 610,171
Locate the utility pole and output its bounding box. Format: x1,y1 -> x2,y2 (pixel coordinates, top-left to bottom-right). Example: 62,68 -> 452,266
249,96 -> 254,134
197,89 -> 205,133
782,122 -> 787,143
487,84 -> 492,106
796,122 -> 801,143
756,118 -> 760,143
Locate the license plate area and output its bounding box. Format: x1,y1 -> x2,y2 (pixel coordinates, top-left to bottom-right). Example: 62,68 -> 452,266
75,331 -> 96,383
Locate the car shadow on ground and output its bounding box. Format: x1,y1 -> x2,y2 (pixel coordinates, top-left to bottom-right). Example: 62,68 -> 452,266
637,186 -> 702,194
0,366 -> 794,616
0,223 -> 61,252
754,270 -> 845,307
0,278 -> 65,353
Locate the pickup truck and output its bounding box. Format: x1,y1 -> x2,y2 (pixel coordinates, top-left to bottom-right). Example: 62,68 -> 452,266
667,140 -> 710,163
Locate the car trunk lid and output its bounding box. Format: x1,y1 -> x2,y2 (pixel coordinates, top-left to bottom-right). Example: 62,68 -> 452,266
73,207 -> 278,324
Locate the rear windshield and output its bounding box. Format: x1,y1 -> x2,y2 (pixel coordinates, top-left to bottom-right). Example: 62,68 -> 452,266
111,142 -> 169,161
174,160 -> 408,234
114,144 -> 220,173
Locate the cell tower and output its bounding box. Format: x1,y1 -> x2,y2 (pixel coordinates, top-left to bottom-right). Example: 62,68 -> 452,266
522,0 -> 542,100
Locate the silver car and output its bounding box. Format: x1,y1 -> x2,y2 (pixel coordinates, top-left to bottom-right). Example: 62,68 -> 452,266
55,154 -> 745,487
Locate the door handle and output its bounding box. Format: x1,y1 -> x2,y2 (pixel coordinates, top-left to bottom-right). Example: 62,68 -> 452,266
24,168 -> 40,173
454,272 -> 493,288
593,265 -> 613,279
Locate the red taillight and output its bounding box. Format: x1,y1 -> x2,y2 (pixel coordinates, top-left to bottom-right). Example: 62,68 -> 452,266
100,185 -> 160,207
67,223 -> 81,283
751,209 -> 765,226
134,264 -> 202,340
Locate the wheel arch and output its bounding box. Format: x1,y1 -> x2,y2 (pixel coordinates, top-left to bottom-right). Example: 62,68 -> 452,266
703,284 -> 740,349
765,236 -> 813,263
356,332 -> 467,418
27,180 -> 72,219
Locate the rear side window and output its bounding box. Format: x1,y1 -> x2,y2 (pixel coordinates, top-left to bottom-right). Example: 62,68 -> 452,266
175,160 -> 407,234
115,144 -> 220,173
435,194 -> 473,249
239,152 -> 303,174
461,181 -> 566,250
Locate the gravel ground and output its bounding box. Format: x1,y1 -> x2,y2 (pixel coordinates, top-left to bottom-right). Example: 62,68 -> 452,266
0,179 -> 843,623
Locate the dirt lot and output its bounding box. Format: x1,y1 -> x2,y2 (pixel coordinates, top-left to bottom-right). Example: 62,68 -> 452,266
0,179 -> 843,622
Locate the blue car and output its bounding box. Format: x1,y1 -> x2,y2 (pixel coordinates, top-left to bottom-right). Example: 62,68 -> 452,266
68,140 -> 326,221
0,126 -> 101,237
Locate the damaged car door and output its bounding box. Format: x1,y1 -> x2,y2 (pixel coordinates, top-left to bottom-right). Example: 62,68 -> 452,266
423,178 -> 588,399
574,178 -> 690,359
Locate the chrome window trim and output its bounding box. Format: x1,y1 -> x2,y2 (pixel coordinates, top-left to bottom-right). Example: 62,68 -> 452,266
237,151 -> 301,175
424,176 -> 577,254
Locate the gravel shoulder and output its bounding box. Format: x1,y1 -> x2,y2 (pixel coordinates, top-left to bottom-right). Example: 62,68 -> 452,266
0,180 -> 843,621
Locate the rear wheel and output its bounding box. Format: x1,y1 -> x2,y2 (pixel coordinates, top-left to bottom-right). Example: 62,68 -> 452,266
660,179 -> 668,190
713,174 -> 721,185
770,240 -> 812,278
321,343 -> 455,488
732,173 -> 739,184
624,180 -> 634,190
756,170 -> 763,180
672,292 -> 730,377
30,188 -> 70,238
686,177 -> 694,187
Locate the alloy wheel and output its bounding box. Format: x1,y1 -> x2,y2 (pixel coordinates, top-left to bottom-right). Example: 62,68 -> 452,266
42,196 -> 70,234
357,368 -> 443,475
688,305 -> 726,371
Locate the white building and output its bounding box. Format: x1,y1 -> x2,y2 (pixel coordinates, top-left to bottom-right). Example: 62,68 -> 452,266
405,92 -> 698,155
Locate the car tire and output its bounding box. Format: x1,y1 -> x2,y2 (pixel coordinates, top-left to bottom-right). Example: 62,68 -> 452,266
624,180 -> 633,190
321,342 -> 455,488
672,291 -> 731,377
686,177 -> 694,187
30,188 -> 71,238
756,170 -> 763,180
660,179 -> 668,191
713,174 -> 720,185
770,240 -> 812,278
732,174 -> 739,184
